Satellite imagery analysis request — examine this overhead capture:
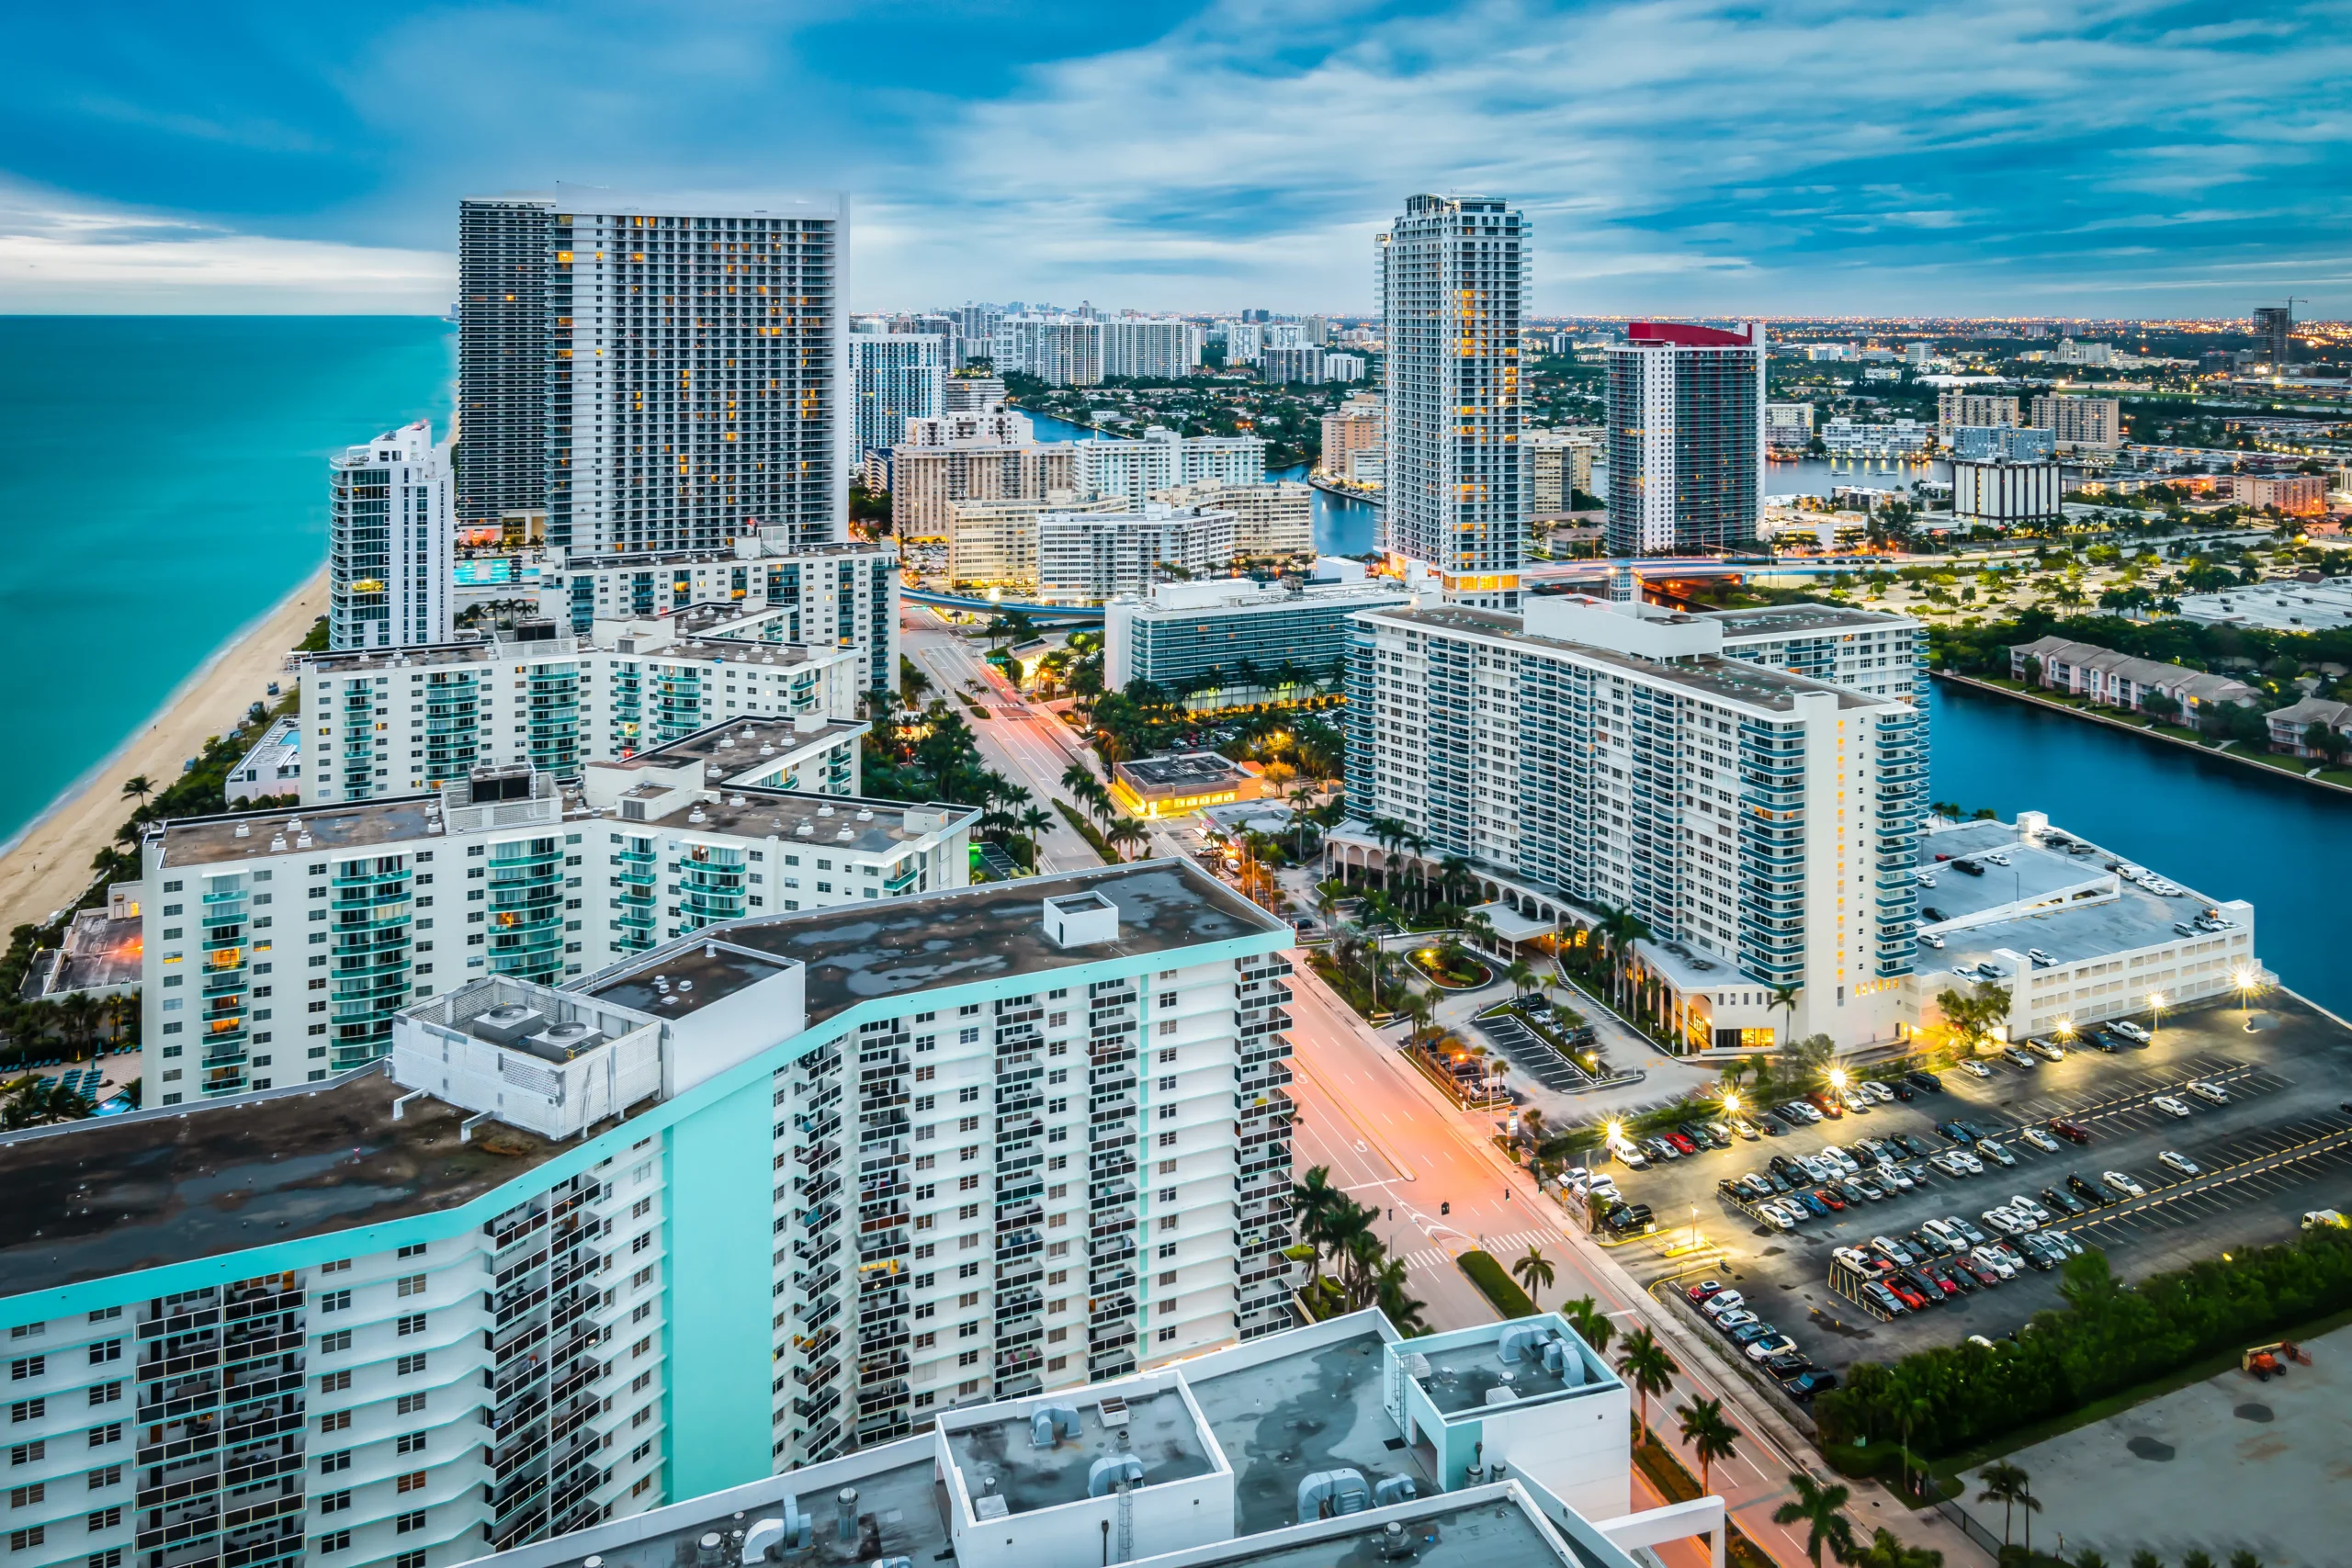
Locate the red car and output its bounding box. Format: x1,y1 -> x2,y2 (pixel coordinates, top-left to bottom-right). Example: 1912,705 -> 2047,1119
1886,1280 -> 1929,1311
1684,1280 -> 1726,1304
2048,1118 -> 2092,1145
1921,1269 -> 1962,1300
1665,1133 -> 1697,1156
1806,1091 -> 1845,1120
1815,1187 -> 1847,1212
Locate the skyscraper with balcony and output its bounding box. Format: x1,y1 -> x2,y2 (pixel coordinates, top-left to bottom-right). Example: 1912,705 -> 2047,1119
1605,321 -> 1767,555
19,862 -> 1294,1568
1376,194 -> 1530,607
329,421 -> 454,652
849,330 -> 946,463
456,189 -> 848,554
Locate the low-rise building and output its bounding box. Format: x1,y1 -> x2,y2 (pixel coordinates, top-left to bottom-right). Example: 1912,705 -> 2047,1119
224,714 -> 303,805
2233,472 -> 2329,515
1102,577 -> 1417,706
19,886 -> 142,1003
2031,394 -> 2122,451
1037,504 -> 1239,605
1074,428 -> 1268,507
2265,694 -> 2352,756
1113,753 -> 1269,818
1764,401 -> 1815,453
1148,478 -> 1312,558
947,492 -> 1125,592
1936,390 -> 2020,443
2176,576 -> 2352,631
2009,636 -> 2258,717
1953,457 -> 2062,525
1528,430 -> 1600,513
1820,417 -> 1931,459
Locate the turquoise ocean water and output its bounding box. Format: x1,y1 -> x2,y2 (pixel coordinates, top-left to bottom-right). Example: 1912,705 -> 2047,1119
0,316 -> 455,846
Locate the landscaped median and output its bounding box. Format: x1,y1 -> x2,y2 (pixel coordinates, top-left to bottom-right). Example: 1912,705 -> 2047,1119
1050,799 -> 1120,865
1455,1248 -> 1538,1317
1628,1428 -> 1777,1568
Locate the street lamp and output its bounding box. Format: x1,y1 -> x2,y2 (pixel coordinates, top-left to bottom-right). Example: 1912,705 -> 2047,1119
1828,1067 -> 1849,1098
2233,966 -> 2259,1029
2054,1017 -> 2075,1045
2148,991 -> 2167,1045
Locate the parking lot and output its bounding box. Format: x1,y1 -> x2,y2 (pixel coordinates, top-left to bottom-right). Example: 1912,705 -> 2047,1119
1472,1008 -> 1606,1092
1610,992 -> 2352,1390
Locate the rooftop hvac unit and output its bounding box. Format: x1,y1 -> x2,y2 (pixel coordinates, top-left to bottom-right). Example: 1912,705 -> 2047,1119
528,1021 -> 607,1060
471,1005 -> 546,1046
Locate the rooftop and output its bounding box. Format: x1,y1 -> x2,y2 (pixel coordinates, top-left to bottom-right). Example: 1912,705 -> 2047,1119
1705,603 -> 1916,637
1188,1328 -> 1426,1537
24,908 -> 142,999
1120,753 -> 1256,790
610,786 -> 962,856
1920,818 -> 2246,975
584,861 -> 1288,1026
944,1386 -> 1216,1517
1177,1495 -> 1577,1568
0,1066 -> 616,1297
157,794 -> 447,866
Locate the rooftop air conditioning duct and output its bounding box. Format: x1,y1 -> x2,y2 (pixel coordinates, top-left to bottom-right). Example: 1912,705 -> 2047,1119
472,1006 -> 547,1046
528,1021 -> 606,1060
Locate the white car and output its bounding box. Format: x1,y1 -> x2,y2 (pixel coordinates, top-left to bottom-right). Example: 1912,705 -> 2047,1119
1930,1151 -> 1973,1178
1834,1246 -> 1883,1273
2009,1194 -> 2052,1224
1756,1202 -> 1796,1232
1976,1138 -> 2017,1168
2111,1021 -> 2152,1043
1842,1091 -> 1874,1114
1613,1143 -> 1650,1170
1799,1156 -> 1833,1183
2152,1095 -> 2192,1119
1713,1310 -> 1760,1335
1955,1150 -> 1986,1175
1920,932 -> 1946,950
2026,1036 -> 2065,1061
1746,1335 -> 1800,1364
1870,1235 -> 1916,1267
1983,1207 -> 2032,1236
1984,851 -> 2012,866
1819,1146 -> 1860,1178
1883,1166 -> 1917,1192
1701,1291 -> 1747,1318
2186,1079 -> 2230,1105
1865,1080 -> 1896,1104
1962,1059 -> 1995,1079
2158,1150 -> 2203,1177
2104,1170 -> 2147,1199
2020,1126 -> 2061,1154
1973,1245 -> 2016,1280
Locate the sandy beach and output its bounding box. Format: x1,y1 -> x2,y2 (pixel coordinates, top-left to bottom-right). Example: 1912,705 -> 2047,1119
0,570 -> 326,934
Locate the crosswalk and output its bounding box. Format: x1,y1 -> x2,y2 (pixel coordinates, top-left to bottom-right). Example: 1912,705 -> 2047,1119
1397,1228 -> 1563,1273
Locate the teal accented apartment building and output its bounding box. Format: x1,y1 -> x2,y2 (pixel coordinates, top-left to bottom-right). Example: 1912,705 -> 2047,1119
1102,578 -> 1415,709
9,863 -> 1295,1568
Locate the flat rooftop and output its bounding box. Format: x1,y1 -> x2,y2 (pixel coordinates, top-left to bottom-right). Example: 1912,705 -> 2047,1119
1188,1330 -> 1430,1538
1122,753 -> 1254,789
1413,1338 -> 1585,1417
1917,825 -> 2109,926
589,942 -> 800,1021
0,1067 -> 630,1295
946,1387 -> 1215,1516
1364,604 -> 1893,713
617,787 -> 961,855
30,909 -> 142,998
1191,1495 -> 1575,1568
157,795 -> 448,866
1921,820 -> 2240,973
1706,603 -> 1915,637
523,1450 -> 945,1568
584,861 -> 1286,1026
612,715 -> 858,774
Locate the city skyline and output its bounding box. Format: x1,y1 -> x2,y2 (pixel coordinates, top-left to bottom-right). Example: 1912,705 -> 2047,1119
3,0 -> 2347,316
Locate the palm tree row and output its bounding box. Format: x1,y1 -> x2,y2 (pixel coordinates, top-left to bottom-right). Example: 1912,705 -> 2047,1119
1288,1166 -> 1428,1332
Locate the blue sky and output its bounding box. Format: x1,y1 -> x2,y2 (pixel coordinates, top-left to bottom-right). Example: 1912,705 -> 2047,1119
3,0 -> 2346,315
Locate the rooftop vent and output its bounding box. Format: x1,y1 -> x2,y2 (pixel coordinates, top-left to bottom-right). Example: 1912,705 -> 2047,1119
818,805 -> 834,817
796,823 -> 814,837
233,824 -> 249,839
1046,891 -> 1120,949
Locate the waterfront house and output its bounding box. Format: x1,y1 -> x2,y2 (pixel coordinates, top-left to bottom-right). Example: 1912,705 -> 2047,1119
2009,635 -> 2259,718
2264,694 -> 2352,757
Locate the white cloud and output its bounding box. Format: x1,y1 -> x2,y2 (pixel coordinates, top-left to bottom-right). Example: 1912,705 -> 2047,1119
0,184 -> 450,312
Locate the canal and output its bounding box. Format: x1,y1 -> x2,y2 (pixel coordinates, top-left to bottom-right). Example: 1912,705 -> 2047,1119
1930,679 -> 2349,1018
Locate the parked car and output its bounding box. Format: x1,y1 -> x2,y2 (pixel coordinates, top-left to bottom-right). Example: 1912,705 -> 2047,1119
1861,1281 -> 1908,1316
2152,1095 -> 2192,1119
1869,1235 -> 1916,1267
1935,1121 -> 1980,1145
2027,950 -> 2056,969
1976,1138 -> 2017,1168
2158,1150 -> 2203,1178
1684,1280 -> 1727,1304
1713,1310 -> 1760,1336
1885,1279 -> 1929,1311
1805,1090 -> 1845,1120
2020,1126 -> 2061,1154
1905,1070 -> 1944,1094
1784,1371 -> 1839,1400
1699,1290 -> 1747,1318
2002,1046 -> 2041,1069
2186,1079 -> 2230,1105
2066,1172 -> 2116,1205
1745,1335 -> 1801,1364
2111,1020 -> 2151,1043
2026,1036 -> 2065,1061
2009,1194 -> 2052,1224
1961,1059 -> 1996,1079
2048,1118 -> 2093,1145
1962,1253 -> 2005,1286
2102,1170 -> 2147,1199
2038,1185 -> 2086,1217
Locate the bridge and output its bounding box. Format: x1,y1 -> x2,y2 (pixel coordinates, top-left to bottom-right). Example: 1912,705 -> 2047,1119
901,588 -> 1105,625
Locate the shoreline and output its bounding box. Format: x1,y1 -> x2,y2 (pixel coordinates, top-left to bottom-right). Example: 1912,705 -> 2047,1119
0,569 -> 326,932
1932,669 -> 2352,800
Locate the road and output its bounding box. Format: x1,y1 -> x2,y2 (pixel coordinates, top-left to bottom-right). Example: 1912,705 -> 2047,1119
1282,957 -> 1985,1568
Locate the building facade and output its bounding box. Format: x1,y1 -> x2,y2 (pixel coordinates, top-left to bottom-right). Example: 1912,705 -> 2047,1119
11,862 -> 1295,1568
1935,391 -> 2019,443
536,536 -> 899,697
1953,459 -> 2062,524
1146,479 -> 1311,558
1100,319 -> 1203,380
456,190 -> 849,556
1104,579 -> 1416,704
1378,195 -> 1530,606
850,332 -> 947,463
329,421 -> 454,652
992,316 -> 1103,387
1341,596 -> 1924,1050
1036,507 -> 1238,604
944,494 -> 1124,591
1317,396 -> 1382,479
1763,402 -> 1815,453
296,603 -> 867,806
1072,430 -> 1268,506
1527,431 -> 1599,514
892,445 -> 1079,538
2031,394 -> 2121,451
1605,321 -> 1767,556
1819,418 -> 1930,460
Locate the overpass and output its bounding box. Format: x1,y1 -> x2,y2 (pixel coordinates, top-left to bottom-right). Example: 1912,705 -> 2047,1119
901,588 -> 1104,626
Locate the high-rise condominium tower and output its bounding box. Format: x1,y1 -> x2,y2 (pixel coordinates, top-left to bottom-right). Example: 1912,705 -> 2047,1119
1377,194 -> 1529,607
1606,321 -> 1767,556
457,189 -> 848,554
328,420 -> 452,651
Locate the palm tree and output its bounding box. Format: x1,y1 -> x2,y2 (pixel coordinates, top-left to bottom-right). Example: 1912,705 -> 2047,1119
57,994 -> 102,1063
1612,1328 -> 1677,1440
1674,1396 -> 1740,1494
1291,1168 -> 1345,1294
1370,1258 -> 1429,1335
1060,759 -> 1097,798
2066,1551 -> 2109,1568
1398,989 -> 1436,1047
1106,819 -> 1149,862
1504,959 -> 1537,1001
120,775 -> 153,805
1510,1246 -> 1555,1310
1772,1472 -> 1858,1568
1976,1461 -> 2033,1551
1016,806 -> 1054,872
1769,983 -> 1802,1046
2127,1552 -> 2162,1568
1558,1294 -> 1616,1358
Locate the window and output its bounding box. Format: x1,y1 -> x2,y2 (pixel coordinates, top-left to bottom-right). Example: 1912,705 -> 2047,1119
85,1508 -> 119,1532
317,1491 -> 350,1516
1158,1326 -> 1178,1344
88,1550 -> 121,1568
10,1528 -> 46,1551
396,1550 -> 426,1568
396,1431 -> 427,1456
395,1314 -> 425,1337
318,1331 -> 351,1355
83,1312 -> 116,1326
7,1403 -> 40,1425
395,1274 -> 427,1298
1158,992 -> 1177,1010
317,1371 -> 350,1394
316,1532 -> 351,1555
395,1393 -> 428,1416
396,1353 -> 427,1377
956,1086 -> 979,1104
4,1446 -> 35,1468
396,1464 -> 427,1488
9,1484 -> 43,1507
632,1198 -> 653,1220
318,1450 -> 350,1475
318,1411 -> 350,1435
317,1290 -> 351,1312
8,1359 -> 41,1382
1157,1131 -> 1177,1148
397,1243 -> 427,1258
394,1509 -> 426,1533
317,1259 -> 350,1274
84,1427 -> 117,1450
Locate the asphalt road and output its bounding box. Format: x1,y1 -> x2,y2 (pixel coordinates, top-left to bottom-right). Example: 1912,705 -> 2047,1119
1612,993 -> 2352,1378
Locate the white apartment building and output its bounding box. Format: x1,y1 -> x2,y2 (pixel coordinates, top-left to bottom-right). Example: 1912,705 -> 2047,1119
1379,195 -> 1531,605
297,602 -> 865,806
1936,391 -> 2020,442
1340,596 -> 1926,1051
1820,417 -> 1931,460
1606,321 -> 1768,555
535,534 -> 900,697
946,493 -> 1124,591
1148,479 -> 1312,557
140,736 -> 976,1103
458,190 -> 848,554
993,316 -> 1104,387
1224,321 -> 1262,366
8,861 -> 1296,1568
1764,401 -> 1815,453
850,330 -> 947,460
1037,506 -> 1239,605
1101,318 -> 1204,379
1527,430 -> 1599,514
330,420 -> 453,651
944,374 -> 1009,412
1073,428 -> 1268,506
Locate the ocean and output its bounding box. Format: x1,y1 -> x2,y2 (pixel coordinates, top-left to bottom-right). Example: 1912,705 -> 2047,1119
0,316 -> 455,845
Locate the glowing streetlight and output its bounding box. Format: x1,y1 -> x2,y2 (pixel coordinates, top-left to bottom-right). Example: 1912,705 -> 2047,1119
1828,1067 -> 1849,1094
2233,966 -> 2260,1028
1723,1092 -> 1742,1116
2054,1017 -> 2075,1043
2148,991 -> 2168,1045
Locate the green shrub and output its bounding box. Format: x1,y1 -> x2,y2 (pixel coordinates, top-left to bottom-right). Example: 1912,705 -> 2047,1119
1456,1249 -> 1537,1318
